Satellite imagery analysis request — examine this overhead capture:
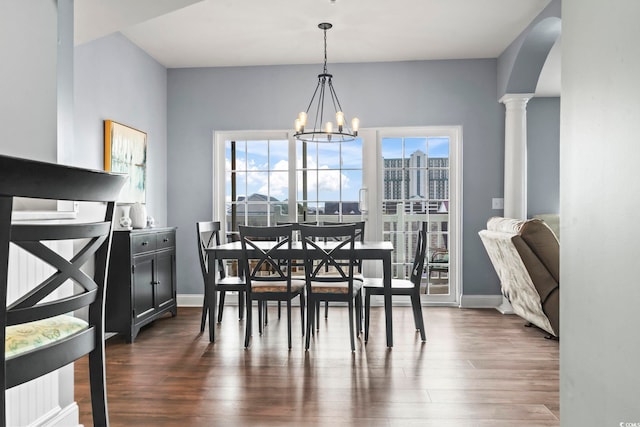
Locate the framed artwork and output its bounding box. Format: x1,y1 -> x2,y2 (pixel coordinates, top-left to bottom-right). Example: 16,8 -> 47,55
104,120 -> 147,204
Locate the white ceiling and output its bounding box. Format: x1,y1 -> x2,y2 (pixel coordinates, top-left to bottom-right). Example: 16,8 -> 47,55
74,0 -> 559,94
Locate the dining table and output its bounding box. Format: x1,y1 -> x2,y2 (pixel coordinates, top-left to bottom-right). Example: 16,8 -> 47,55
204,240 -> 396,347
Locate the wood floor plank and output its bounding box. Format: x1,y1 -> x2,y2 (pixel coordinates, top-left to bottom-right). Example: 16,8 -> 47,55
75,306 -> 559,426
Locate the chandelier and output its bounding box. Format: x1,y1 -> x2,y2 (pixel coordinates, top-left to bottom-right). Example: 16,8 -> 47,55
294,23 -> 360,143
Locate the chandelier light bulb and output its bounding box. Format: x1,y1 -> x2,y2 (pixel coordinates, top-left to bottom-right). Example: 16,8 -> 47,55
336,111 -> 345,128
294,118 -> 303,132
324,121 -> 333,134
298,111 -> 308,127
351,117 -> 360,134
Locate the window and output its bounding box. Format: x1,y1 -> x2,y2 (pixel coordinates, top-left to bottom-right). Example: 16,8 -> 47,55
214,127 -> 461,305
295,139 -> 363,223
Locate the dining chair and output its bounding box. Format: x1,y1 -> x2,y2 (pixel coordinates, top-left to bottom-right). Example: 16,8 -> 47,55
273,221 -> 317,320
299,223 -> 362,352
363,221 -> 427,342
239,225 -> 305,349
318,220 -> 365,323
196,221 -> 246,332
0,154 -> 125,426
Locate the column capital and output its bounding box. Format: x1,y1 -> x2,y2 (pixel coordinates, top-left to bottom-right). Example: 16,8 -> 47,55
499,93 -> 534,109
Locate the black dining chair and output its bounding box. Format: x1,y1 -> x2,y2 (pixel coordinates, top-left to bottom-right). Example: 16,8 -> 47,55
273,221 -> 317,320
299,223 -> 362,352
239,225 -> 305,349
0,154 -> 125,426
196,221 -> 245,332
318,220 -> 366,324
363,221 -> 427,342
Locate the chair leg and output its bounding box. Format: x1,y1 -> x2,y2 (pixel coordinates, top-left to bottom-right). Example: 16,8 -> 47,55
244,294 -> 252,348
287,299 -> 292,349
278,300 -> 282,319
200,294 -> 208,332
356,290 -> 363,335
88,344 -> 109,427
238,291 -> 245,320
316,300 -> 320,329
264,301 -> 269,325
217,291 -> 226,323
300,293 -> 305,336
306,297 -> 314,350
324,300 -> 329,318
209,287 -> 218,342
364,291 -> 371,343
258,301 -> 264,335
348,300 -> 356,352
410,291 -> 426,341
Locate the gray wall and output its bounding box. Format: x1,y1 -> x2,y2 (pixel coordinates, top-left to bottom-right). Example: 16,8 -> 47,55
527,97 -> 560,217
167,59 -> 505,296
0,0 -> 58,162
57,0 -> 75,166
561,0 -> 640,424
74,33 -> 169,226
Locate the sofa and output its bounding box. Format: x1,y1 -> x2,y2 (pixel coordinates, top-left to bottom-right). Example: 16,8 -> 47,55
478,216 -> 559,337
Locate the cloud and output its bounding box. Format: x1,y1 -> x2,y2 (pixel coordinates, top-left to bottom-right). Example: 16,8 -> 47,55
226,152 -> 352,201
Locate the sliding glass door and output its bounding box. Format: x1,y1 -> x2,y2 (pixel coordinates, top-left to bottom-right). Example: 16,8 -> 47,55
373,128 -> 460,304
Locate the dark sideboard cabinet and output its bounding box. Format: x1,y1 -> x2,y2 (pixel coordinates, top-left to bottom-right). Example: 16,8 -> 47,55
106,227 -> 177,342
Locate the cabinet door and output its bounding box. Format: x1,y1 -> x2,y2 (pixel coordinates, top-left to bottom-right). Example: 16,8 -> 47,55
132,253 -> 155,321
155,249 -> 175,309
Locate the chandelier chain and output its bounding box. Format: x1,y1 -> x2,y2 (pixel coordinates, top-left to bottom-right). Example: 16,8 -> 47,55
323,27 -> 328,75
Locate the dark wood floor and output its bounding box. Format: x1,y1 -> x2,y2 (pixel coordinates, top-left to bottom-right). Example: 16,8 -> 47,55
76,306 -> 559,426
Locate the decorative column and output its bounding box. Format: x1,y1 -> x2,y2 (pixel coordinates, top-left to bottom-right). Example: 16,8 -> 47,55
497,93 -> 533,314
500,93 -> 533,219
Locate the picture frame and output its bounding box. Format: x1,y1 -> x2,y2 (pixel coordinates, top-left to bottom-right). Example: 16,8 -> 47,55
104,120 -> 147,204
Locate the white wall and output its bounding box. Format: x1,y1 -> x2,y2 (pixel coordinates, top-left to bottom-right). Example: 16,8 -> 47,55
561,0 -> 640,425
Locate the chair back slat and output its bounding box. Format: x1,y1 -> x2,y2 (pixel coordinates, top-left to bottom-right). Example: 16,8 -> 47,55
9,233 -> 108,310
8,291 -> 97,325
0,155 -> 124,202
239,225 -> 293,286
321,221 -> 365,273
299,224 -> 357,286
409,222 -> 428,289
196,221 -> 226,280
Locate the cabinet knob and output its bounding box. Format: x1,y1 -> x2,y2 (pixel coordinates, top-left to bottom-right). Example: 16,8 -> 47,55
141,241 -> 148,246
163,238 -> 169,242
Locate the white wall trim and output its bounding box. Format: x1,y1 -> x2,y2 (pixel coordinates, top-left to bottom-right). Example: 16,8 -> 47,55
459,294 -> 503,308
177,293 -> 204,307
29,402 -> 79,427
179,293 -> 478,308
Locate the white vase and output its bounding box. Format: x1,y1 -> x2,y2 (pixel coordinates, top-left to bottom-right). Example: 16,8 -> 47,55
130,203 -> 147,229
118,205 -> 132,229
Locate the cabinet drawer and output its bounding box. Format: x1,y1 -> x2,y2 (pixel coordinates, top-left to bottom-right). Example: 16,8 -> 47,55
131,234 -> 157,254
156,231 -> 175,250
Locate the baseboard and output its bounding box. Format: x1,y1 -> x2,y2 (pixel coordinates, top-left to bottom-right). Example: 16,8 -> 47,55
459,294 -> 502,308
180,293 -> 483,308
30,402 -> 79,427
177,293 -> 204,307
